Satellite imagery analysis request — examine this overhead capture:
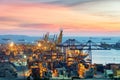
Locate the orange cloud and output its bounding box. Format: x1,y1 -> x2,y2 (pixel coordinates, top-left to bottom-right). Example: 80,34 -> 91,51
0,1 -> 120,36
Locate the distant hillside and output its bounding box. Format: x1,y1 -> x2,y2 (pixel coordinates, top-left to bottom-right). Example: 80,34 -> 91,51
0,35 -> 119,44
0,35 -> 40,43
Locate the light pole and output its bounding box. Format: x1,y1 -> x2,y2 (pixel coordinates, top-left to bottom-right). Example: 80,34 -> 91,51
113,57 -> 115,63
18,55 -> 27,80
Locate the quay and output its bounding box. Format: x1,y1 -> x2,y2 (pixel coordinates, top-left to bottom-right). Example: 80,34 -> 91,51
0,31 -> 120,80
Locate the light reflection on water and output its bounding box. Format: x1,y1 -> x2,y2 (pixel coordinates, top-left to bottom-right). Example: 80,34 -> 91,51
92,49 -> 120,65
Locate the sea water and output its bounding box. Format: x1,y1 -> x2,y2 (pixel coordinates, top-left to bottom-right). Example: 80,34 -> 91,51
1,36 -> 120,64
63,37 -> 120,64
92,49 -> 120,65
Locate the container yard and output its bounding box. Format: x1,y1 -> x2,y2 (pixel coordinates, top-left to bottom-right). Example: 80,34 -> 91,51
0,30 -> 120,80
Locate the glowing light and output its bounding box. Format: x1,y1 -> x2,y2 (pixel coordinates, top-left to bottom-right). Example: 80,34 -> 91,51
38,43 -> 42,47
23,55 -> 27,59
9,42 -> 14,47
44,46 -> 47,50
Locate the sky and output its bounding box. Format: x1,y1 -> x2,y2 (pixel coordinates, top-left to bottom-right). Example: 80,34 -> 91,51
0,0 -> 120,36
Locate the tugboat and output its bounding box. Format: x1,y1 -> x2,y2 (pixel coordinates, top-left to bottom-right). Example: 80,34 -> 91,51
114,40 -> 120,50
102,38 -> 111,40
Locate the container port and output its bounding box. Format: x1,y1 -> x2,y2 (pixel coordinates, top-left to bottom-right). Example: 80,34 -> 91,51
1,0 -> 120,79
0,30 -> 120,80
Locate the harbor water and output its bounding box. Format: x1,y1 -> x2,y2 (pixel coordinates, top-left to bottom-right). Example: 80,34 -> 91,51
63,37 -> 120,65
1,36 -> 120,65
92,49 -> 120,65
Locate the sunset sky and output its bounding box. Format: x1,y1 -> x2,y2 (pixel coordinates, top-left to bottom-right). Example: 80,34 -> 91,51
0,0 -> 120,36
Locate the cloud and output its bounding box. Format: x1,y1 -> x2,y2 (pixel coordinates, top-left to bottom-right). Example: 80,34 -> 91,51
0,0 -> 95,7
0,0 -> 120,36
0,16 -> 20,22
45,0 -> 94,7
23,0 -> 95,7
24,0 -> 57,3
72,0 -> 120,18
19,23 -> 54,28
0,0 -> 23,4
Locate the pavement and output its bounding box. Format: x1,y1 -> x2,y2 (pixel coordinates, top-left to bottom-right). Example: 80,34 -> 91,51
0,65 -> 29,80
0,71 -> 113,80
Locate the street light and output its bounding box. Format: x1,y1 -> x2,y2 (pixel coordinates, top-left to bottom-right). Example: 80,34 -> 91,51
9,42 -> 14,47
23,55 -> 27,59
38,43 -> 42,47
18,59 -> 26,80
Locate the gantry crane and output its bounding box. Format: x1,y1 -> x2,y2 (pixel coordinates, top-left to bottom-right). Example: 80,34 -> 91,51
27,30 -> 64,78
70,40 -> 111,64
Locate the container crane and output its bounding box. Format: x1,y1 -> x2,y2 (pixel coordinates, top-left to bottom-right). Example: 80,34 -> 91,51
70,40 -> 111,64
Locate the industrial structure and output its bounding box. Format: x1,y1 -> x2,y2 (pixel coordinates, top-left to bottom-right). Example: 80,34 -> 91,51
0,30 -> 120,80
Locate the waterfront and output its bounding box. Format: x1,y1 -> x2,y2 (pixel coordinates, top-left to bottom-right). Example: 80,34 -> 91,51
0,33 -> 120,79
1,36 -> 120,65
1,0 -> 120,79
92,49 -> 120,65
